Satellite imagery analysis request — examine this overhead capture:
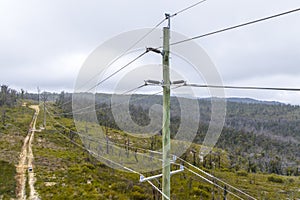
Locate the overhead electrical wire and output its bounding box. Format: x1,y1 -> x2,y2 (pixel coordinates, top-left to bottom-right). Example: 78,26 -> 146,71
37,3 -> 299,199
185,168 -> 244,200
77,18 -> 167,91
59,4 -> 300,109
47,117 -> 169,199
78,0 -> 210,93
51,84 -> 183,117
177,157 -> 257,200
66,82 -> 300,117
46,107 -> 171,199
45,106 -> 163,158
183,83 -> 300,92
60,17 -> 168,107
53,5 -> 300,111
170,0 -> 208,17
58,58 -> 149,110
57,0 -> 209,108
52,83 -> 153,116
86,51 -> 149,92
51,83 -> 158,116
121,84 -> 148,95
168,7 -> 300,46
46,105 -> 249,199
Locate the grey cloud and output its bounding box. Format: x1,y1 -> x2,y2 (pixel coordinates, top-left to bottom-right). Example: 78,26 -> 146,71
0,0 -> 300,103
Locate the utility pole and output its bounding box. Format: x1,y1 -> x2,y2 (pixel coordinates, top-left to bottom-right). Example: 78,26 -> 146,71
37,86 -> 40,105
141,15 -> 185,199
41,92 -> 48,129
162,13 -> 171,200
43,97 -> 46,128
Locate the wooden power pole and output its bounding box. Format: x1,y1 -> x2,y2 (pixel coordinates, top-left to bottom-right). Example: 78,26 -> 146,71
162,14 -> 171,200
140,15 -> 184,199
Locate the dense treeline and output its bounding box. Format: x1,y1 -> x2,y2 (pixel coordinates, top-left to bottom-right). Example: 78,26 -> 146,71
0,85 -> 19,107
0,85 -> 20,126
0,84 -> 61,106
55,93 -> 300,176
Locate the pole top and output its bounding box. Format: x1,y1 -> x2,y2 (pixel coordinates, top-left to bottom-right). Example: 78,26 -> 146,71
165,13 -> 171,28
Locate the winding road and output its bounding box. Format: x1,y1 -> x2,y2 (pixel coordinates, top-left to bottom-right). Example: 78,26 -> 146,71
16,105 -> 40,200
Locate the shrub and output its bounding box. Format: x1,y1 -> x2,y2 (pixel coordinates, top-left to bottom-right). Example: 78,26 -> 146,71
288,178 -> 294,183
0,160 -> 16,198
268,175 -> 284,183
110,182 -> 128,193
237,170 -> 248,177
190,187 -> 210,198
132,185 -> 144,193
130,191 -> 150,200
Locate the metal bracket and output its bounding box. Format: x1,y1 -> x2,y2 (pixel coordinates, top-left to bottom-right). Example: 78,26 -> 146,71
144,80 -> 161,85
146,47 -> 163,55
171,155 -> 177,163
139,165 -> 184,182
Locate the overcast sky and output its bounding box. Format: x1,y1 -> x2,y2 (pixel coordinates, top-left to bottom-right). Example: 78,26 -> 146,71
1,0 -> 300,104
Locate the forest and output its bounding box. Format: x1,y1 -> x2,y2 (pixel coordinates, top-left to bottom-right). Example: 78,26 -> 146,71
55,92 -> 300,176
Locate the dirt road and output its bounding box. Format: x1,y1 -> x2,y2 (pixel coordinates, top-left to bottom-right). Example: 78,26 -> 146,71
16,105 -> 40,200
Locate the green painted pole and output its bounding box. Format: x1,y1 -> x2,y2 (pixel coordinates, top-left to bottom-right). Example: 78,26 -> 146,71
162,24 -> 170,199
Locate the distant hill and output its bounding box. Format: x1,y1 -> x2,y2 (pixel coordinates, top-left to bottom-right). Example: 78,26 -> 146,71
225,97 -> 284,105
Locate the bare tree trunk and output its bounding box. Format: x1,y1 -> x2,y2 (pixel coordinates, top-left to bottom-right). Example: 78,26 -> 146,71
2,109 -> 6,126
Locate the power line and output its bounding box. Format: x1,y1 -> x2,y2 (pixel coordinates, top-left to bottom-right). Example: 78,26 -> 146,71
146,180 -> 170,200
77,18 -> 167,91
177,157 -> 257,200
169,7 -> 300,46
47,111 -> 209,200
185,167 -> 244,200
46,106 -> 163,159
79,0 -> 210,93
74,84 -> 149,114
183,83 -> 300,92
46,105 -> 255,199
64,18 -> 165,105
121,84 -> 148,95
47,85 -> 184,130
46,106 -> 167,169
53,83 -> 155,116
171,0 -> 208,17
48,3 -> 299,113
46,108 -> 169,199
57,1 -> 209,108
50,81 -> 300,119
57,51 -> 150,109
87,50 -> 149,92
53,84 -> 182,117
51,83 -> 159,116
